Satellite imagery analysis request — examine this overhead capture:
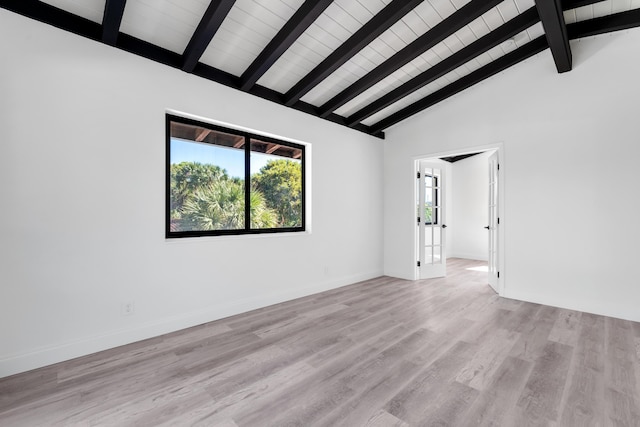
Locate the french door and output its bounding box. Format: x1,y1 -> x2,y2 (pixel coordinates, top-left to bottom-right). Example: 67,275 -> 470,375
487,151 -> 500,292
417,161 -> 446,279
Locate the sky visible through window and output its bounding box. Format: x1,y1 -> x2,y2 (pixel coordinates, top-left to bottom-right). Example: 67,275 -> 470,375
171,138 -> 299,178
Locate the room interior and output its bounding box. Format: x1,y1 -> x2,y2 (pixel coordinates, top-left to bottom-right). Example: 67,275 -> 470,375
1,0 -> 640,424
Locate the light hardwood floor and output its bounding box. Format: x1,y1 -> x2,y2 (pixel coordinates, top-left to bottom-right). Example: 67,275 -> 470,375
1,258 -> 639,426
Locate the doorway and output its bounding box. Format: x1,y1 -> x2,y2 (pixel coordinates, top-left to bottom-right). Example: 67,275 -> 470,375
414,146 -> 503,294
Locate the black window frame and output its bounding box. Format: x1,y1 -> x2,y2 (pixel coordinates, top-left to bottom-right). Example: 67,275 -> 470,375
166,114 -> 306,238
424,175 -> 438,226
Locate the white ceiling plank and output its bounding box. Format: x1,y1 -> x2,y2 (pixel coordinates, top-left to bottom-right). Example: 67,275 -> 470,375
121,0 -> 211,54
593,0 -> 614,18
397,9 -> 430,36
497,1 -> 521,22
412,1 -> 444,28
612,0 -> 632,13
199,0 -> 302,75
455,25 -> 479,46
323,4 -> 362,31
389,17 -> 422,44
40,0 -> 106,23
431,41 -> 454,62
335,0 -> 385,23
365,34 -> 404,64
258,0 -> 386,93
564,9 -> 578,24
575,4 -> 595,22
441,33 -> 464,55
467,15 -> 492,40
449,0 -> 471,8
429,0 -> 458,20
513,0 -> 536,14
526,21 -> 545,41
482,8 -> 506,32
308,8 -> 356,42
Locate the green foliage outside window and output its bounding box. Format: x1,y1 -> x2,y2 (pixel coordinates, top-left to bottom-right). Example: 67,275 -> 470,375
170,160 -> 301,231
252,159 -> 302,228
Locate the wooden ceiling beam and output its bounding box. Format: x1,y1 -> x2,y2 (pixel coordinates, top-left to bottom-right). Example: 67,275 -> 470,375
283,0 -> 424,106
317,0 -> 504,118
182,0 -> 236,73
195,129 -> 212,142
347,7 -> 540,127
102,0 -> 127,46
567,7 -> 640,38
369,37 -> 549,134
233,138 -> 245,149
266,144 -> 281,154
239,0 -> 334,91
535,0 -> 572,72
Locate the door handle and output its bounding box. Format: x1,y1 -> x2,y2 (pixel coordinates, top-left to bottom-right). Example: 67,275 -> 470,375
442,224 -> 447,229
484,226 -> 490,230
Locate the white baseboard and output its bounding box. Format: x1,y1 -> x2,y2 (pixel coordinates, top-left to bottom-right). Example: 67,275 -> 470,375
503,289 -> 640,324
0,270 -> 382,378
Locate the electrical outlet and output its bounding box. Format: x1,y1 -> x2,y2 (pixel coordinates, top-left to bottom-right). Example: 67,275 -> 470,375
324,266 -> 329,276
122,301 -> 135,316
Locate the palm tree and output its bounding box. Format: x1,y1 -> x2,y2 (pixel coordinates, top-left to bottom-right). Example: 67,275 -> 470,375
181,180 -> 245,230
249,189 -> 278,229
179,180 -> 278,230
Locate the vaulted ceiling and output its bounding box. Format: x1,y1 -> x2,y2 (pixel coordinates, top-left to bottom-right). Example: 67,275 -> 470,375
2,0 -> 639,138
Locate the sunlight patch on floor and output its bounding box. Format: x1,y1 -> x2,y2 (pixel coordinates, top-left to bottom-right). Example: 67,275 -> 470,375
466,266 -> 488,272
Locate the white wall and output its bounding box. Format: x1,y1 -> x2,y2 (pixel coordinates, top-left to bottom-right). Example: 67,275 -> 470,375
0,11 -> 383,377
384,28 -> 640,322
451,152 -> 492,261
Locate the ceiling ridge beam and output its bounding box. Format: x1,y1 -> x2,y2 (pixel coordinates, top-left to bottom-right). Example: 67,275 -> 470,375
102,0 -> 127,46
239,0 -> 334,91
536,0 -> 572,72
346,7 -> 540,127
567,7 -> 640,39
282,0 -> 424,106
369,36 -> 549,134
316,0 -> 504,118
182,0 -> 236,73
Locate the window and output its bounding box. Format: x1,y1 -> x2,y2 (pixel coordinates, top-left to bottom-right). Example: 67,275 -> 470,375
416,174 -> 438,225
166,114 -> 305,238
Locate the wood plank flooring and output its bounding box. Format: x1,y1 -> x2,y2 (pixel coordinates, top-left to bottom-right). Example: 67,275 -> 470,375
1,258 -> 639,426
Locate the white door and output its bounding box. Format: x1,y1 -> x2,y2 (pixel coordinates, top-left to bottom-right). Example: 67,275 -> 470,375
417,161 -> 446,279
487,152 -> 499,292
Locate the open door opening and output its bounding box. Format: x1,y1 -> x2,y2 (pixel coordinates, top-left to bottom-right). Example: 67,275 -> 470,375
414,148 -> 502,294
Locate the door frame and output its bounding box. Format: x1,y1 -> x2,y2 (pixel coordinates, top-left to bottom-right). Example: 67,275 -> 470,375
412,142 -> 506,296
